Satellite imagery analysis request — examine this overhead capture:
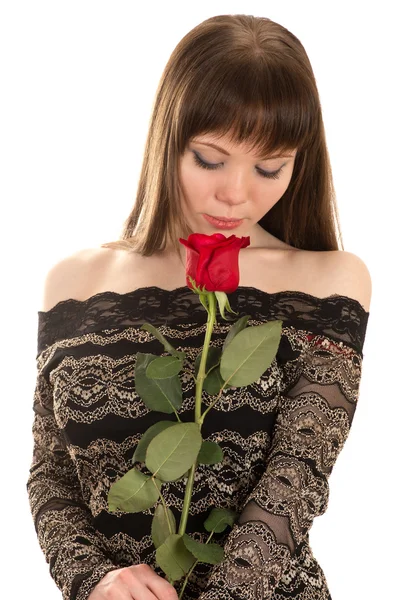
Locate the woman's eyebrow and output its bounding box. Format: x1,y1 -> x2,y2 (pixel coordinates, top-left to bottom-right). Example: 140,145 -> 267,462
191,139 -> 293,160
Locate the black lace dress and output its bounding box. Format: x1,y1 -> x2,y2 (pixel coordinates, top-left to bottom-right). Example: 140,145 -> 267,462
27,286 -> 369,600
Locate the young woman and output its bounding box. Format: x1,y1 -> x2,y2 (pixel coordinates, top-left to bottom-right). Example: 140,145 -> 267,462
27,14 -> 371,600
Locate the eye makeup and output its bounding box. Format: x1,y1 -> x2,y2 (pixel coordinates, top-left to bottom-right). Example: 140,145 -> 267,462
191,150 -> 283,180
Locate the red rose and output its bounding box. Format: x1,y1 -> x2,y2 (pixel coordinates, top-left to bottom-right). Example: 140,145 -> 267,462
179,233 -> 251,293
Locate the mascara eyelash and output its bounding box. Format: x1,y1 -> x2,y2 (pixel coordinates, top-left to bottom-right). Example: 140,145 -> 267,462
192,151 -> 282,180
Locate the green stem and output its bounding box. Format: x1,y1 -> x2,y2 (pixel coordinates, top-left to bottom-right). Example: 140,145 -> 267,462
167,292 -> 219,600
177,460 -> 197,536
199,378 -> 230,423
177,293 -> 216,537
195,293 -> 217,423
158,487 -> 174,535
177,531 -> 215,599
170,293 -> 217,595
172,408 -> 182,423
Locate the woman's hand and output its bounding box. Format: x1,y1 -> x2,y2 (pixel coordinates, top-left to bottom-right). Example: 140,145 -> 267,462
88,564 -> 179,599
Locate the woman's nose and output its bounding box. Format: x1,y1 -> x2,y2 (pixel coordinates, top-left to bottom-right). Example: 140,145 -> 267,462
215,173 -> 248,206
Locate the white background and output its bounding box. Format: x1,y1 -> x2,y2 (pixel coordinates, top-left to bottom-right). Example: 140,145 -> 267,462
1,1 -> 397,599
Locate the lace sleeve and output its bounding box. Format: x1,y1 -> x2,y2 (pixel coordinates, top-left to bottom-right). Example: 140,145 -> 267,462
198,332 -> 366,600
26,365 -> 120,600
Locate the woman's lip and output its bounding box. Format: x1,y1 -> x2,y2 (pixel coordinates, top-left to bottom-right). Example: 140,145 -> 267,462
203,214 -> 244,229
205,214 -> 243,222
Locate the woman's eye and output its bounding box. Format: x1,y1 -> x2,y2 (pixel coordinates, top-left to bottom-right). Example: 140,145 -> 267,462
192,151 -> 282,180
192,151 -> 220,171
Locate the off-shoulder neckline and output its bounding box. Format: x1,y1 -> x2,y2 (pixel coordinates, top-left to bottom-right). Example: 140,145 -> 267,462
37,285 -> 370,317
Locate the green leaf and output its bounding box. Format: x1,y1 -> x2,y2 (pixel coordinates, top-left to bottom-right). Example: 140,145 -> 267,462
214,291 -> 238,320
174,469 -> 190,482
223,315 -> 250,352
197,440 -> 223,465
156,533 -> 196,581
146,355 -> 183,379
151,504 -> 176,549
203,364 -> 225,395
194,346 -> 221,378
146,422 -> 203,481
203,507 -> 238,533
108,468 -> 162,513
182,533 -> 225,565
140,323 -> 185,360
199,293 -> 209,313
220,320 -> 283,387
133,421 -> 176,463
135,353 -> 183,413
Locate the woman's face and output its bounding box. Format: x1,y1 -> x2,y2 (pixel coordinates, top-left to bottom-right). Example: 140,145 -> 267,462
178,132 -> 297,243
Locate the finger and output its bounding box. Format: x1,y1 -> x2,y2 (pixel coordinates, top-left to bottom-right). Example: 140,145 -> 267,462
146,578 -> 179,600
136,564 -> 179,600
129,582 -> 159,600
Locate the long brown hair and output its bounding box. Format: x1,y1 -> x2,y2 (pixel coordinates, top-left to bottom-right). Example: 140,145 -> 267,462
102,14 -> 343,260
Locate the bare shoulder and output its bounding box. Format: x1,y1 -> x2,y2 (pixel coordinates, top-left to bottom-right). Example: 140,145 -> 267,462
319,250 -> 372,313
39,246 -> 117,312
